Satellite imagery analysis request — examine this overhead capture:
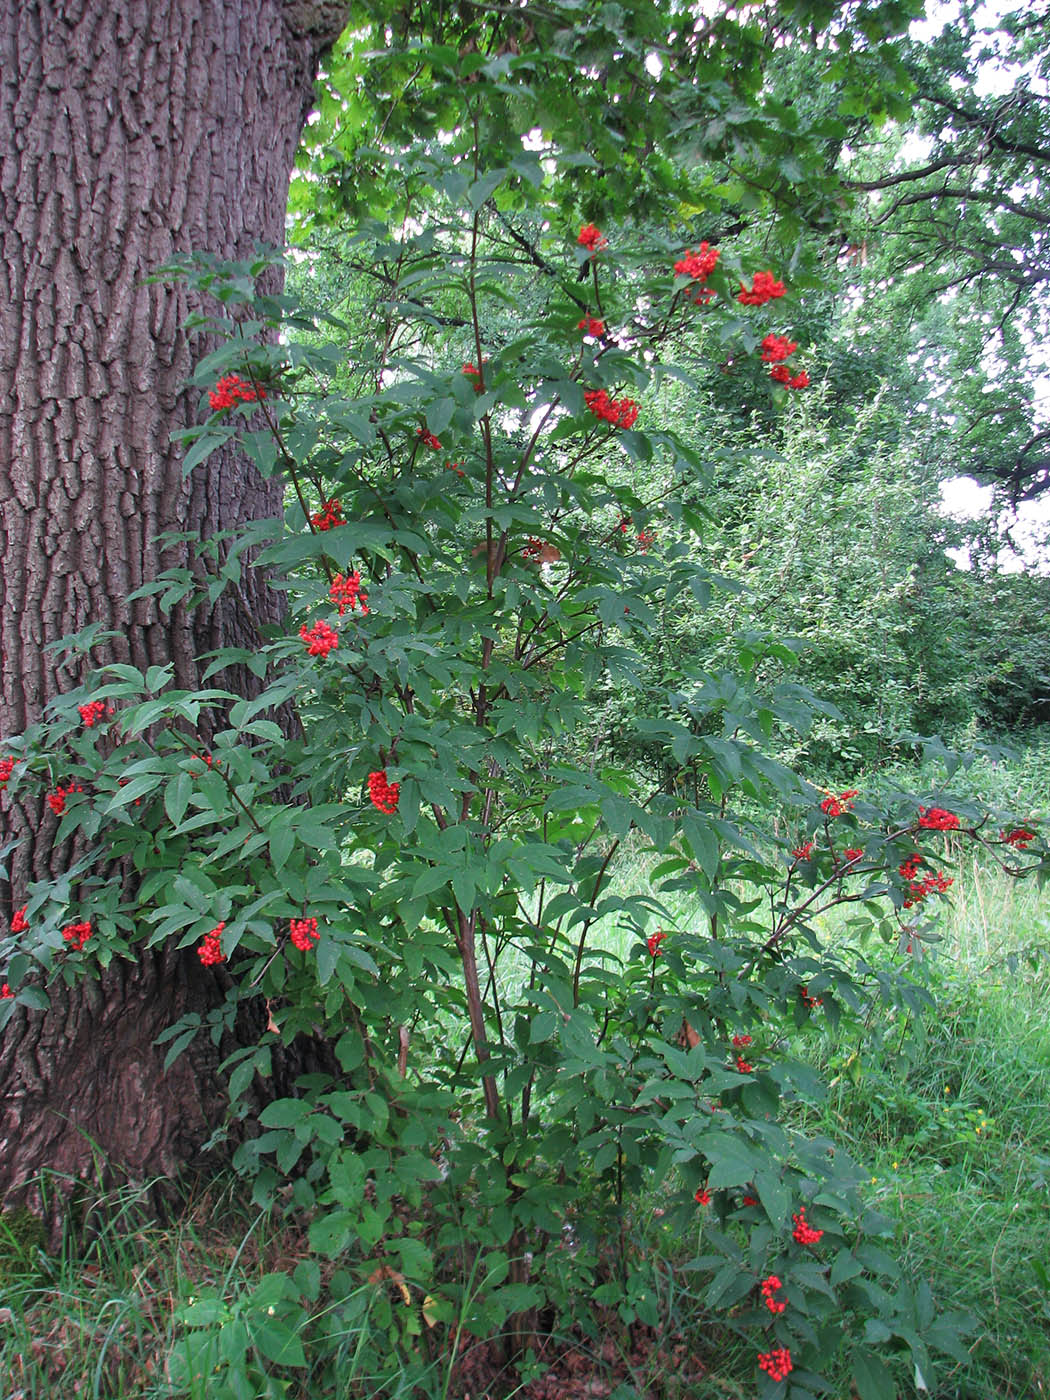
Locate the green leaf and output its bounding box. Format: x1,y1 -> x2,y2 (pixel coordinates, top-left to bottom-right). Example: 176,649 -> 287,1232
703,1132 -> 758,1188
258,1099 -> 313,1128
682,810 -> 720,880
851,1348 -> 896,1400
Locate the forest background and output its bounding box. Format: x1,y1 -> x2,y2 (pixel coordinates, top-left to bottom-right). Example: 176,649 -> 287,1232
3,0 -> 1050,1397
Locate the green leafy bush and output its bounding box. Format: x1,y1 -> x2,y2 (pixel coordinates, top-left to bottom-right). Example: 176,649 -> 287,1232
1,207 -> 1044,1398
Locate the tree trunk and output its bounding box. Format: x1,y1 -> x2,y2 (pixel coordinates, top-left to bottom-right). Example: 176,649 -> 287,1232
0,0 -> 348,1213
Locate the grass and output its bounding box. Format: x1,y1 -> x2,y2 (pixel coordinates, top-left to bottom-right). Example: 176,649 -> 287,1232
787,858 -> 1050,1399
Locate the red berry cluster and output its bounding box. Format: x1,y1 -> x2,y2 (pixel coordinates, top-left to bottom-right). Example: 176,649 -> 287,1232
732,1034 -> 752,1049
1002,827 -> 1035,849
770,364 -> 810,389
577,223 -> 607,252
738,270 -> 786,305
0,757 -> 14,788
899,854 -> 953,909
11,907 -> 28,934
0,983 -> 11,999
445,460 -> 466,478
416,426 -> 442,451
842,847 -> 863,862
918,806 -> 960,831
647,930 -> 667,957
757,1346 -> 793,1382
300,621 -> 339,658
791,1207 -> 823,1245
188,752 -> 221,777
48,781 -> 83,816
576,316 -> 605,336
636,528 -> 656,553
799,984 -> 823,1008
462,360 -> 487,389
760,333 -> 798,363
311,499 -> 345,531
821,788 -> 858,817
198,923 -> 226,966
695,1186 -> 711,1205
330,571 -> 368,615
62,921 -> 92,951
78,700 -> 111,728
208,373 -> 266,412
584,389 -> 639,429
760,1274 -> 787,1314
289,917 -> 320,952
368,769 -> 400,814
791,840 -> 814,861
674,242 -> 720,284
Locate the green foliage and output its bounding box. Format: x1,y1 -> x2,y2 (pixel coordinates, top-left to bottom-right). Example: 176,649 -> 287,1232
3,221 -> 1043,1395
3,7 -> 1050,1394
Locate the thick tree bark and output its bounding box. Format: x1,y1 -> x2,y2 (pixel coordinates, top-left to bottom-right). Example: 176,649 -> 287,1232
0,0 -> 348,1211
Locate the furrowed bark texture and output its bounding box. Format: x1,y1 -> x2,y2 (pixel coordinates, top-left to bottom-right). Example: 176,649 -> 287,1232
0,0 -> 348,1210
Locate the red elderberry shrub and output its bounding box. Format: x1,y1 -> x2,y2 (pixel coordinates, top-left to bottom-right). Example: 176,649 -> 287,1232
1003,827 -> 1035,849
791,840 -> 814,861
78,700 -> 111,728
788,370 -> 810,389
62,921 -> 92,951
300,621 -> 339,658
760,1274 -> 787,1314
843,847 -> 863,862
737,270 -> 786,305
757,1347 -> 793,1382
11,907 -> 28,934
577,223 -> 607,252
198,923 -> 226,966
416,426 -> 442,451
636,528 -> 656,552
576,316 -> 605,336
919,806 -> 960,831
330,571 -> 368,616
732,1034 -> 752,1049
0,756 -> 14,788
646,931 -> 667,957
289,917 -> 320,952
367,769 -> 400,814
760,333 -> 798,363
208,373 -> 266,412
792,1207 -> 823,1245
583,389 -> 639,429
311,499 -> 345,531
735,1055 -> 754,1073
695,1186 -> 711,1205
674,242 -> 720,282
821,788 -> 858,817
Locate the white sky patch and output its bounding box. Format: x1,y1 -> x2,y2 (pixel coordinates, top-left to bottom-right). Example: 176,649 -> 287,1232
940,476 -> 1050,573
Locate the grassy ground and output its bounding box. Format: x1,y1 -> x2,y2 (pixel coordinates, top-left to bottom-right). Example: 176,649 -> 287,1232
3,805 -> 1049,1397
791,857 -> 1050,1399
